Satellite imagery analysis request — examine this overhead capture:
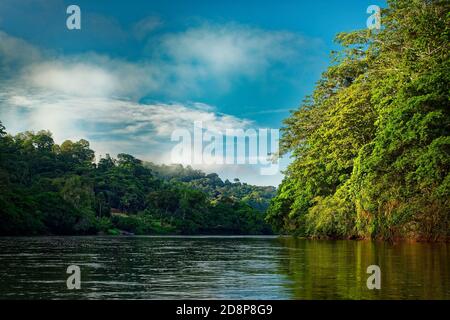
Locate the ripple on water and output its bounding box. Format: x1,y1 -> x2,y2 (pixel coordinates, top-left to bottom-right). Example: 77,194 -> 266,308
0,236 -> 448,299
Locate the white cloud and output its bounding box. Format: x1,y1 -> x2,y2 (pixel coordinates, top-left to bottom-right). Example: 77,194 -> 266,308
0,85 -> 252,160
1,22 -> 313,99
0,29 -> 254,162
2,91 -> 249,135
18,53 -> 164,100
159,23 -> 304,75
0,25 -> 303,185
153,23 -> 309,93
24,62 -> 117,97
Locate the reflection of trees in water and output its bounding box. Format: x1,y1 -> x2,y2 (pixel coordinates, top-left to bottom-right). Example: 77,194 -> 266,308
275,238 -> 449,299
0,237 -> 448,299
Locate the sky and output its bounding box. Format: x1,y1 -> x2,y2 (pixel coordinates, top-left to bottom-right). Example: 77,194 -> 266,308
0,0 -> 384,186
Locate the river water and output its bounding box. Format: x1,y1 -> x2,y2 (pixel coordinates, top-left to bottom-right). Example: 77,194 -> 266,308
0,236 -> 448,299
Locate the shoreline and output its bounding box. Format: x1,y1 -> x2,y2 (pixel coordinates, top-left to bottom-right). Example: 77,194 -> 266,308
1,234 -> 449,243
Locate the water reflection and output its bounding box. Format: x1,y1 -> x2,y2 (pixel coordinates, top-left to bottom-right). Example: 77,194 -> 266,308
0,236 -> 448,299
276,238 -> 450,299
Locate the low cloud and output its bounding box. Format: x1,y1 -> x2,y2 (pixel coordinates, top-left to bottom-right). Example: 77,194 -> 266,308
0,89 -> 251,157
21,56 -> 161,99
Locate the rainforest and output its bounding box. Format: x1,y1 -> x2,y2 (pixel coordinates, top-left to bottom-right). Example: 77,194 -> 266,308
266,0 -> 449,241
0,125 -> 275,236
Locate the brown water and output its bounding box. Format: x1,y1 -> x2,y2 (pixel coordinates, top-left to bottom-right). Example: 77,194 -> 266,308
0,236 -> 448,299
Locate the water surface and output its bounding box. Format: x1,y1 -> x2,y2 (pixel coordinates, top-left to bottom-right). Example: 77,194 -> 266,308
0,236 -> 448,299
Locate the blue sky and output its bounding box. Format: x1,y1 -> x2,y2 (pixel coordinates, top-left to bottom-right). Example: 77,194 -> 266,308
0,0 -> 384,186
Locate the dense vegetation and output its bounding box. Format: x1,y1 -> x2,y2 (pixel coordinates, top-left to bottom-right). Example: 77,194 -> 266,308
146,163 -> 276,212
0,124 -> 275,236
267,0 -> 449,241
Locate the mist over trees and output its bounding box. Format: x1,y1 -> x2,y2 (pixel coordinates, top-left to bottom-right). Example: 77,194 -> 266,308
0,124 -> 274,236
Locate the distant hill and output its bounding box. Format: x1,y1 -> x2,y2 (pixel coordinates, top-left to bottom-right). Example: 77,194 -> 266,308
145,163 -> 277,212
0,124 -> 275,236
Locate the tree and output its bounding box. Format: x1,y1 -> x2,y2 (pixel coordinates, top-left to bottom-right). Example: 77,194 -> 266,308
60,139 -> 95,170
267,0 -> 449,240
0,121 -> 6,137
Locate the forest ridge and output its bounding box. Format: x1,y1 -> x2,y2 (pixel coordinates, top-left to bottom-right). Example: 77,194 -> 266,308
0,125 -> 275,236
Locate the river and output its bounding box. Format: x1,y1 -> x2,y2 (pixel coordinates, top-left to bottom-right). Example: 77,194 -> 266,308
0,236 -> 448,299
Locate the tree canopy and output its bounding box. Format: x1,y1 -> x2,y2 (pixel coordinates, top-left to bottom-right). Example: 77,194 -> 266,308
0,125 -> 274,236
266,0 -> 449,241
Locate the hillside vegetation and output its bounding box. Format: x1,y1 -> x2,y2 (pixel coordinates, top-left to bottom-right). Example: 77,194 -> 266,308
266,0 -> 449,241
0,124 -> 274,236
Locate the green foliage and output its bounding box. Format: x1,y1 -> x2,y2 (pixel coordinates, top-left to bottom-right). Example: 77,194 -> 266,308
267,0 -> 449,241
111,214 -> 175,235
0,123 -> 273,235
145,163 -> 276,212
